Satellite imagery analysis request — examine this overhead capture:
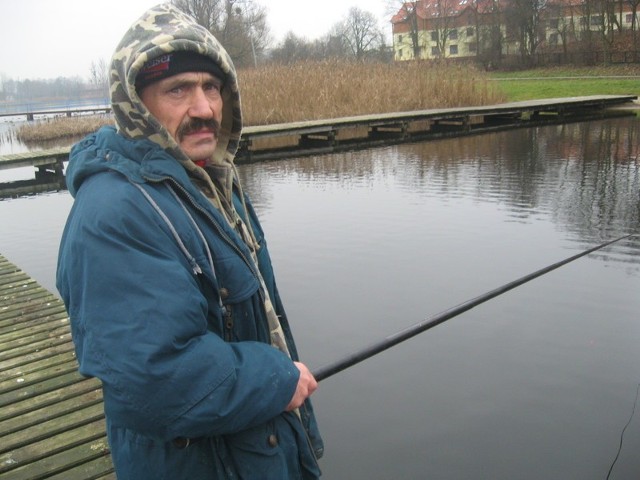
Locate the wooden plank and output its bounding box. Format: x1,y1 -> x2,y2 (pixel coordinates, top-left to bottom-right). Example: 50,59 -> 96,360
0,377 -> 101,424
0,369 -> 88,408
0,389 -> 103,438
0,325 -> 73,362
0,425 -> 109,479
0,341 -> 75,373
0,310 -> 68,338
45,454 -> 115,480
0,255 -> 114,478
0,306 -> 68,331
0,311 -> 69,339
0,404 -> 105,455
0,359 -> 80,395
0,350 -> 77,380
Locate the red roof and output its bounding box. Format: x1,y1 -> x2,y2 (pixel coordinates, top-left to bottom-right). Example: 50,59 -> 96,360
391,0 -> 587,24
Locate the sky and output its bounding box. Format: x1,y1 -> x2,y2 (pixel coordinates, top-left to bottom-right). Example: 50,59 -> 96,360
0,0 -> 393,81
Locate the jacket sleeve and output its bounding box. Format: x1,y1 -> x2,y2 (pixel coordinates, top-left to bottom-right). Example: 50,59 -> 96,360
56,173 -> 299,440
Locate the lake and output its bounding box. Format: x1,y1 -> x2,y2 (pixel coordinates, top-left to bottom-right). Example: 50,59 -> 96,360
1,117 -> 639,479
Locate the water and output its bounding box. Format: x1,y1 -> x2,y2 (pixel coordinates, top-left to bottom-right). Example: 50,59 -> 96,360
1,118 -> 640,479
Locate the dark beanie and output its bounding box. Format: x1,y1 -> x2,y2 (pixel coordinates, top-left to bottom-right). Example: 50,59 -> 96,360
135,51 -> 226,91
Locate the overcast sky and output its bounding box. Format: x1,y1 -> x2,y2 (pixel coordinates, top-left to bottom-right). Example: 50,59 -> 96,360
0,0 -> 393,81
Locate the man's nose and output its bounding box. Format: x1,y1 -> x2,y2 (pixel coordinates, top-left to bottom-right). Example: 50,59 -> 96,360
188,88 -> 214,119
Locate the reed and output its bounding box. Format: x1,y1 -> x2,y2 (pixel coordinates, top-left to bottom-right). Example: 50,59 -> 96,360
239,60 -> 505,125
16,60 -> 504,142
17,115 -> 114,143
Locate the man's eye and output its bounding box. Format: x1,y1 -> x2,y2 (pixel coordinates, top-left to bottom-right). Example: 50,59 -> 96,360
204,83 -> 222,94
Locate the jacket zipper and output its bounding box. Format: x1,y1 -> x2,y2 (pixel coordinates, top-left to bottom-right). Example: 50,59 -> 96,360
145,175 -> 318,464
143,175 -> 262,281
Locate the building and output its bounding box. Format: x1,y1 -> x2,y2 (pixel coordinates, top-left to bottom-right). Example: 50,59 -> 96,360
391,0 -> 640,64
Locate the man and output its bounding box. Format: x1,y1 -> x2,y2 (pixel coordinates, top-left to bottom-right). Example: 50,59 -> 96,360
56,4 -> 323,479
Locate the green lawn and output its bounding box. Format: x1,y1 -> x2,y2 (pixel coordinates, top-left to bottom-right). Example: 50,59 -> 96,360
489,66 -> 640,101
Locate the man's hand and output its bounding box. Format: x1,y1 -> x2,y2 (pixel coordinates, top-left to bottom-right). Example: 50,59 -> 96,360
286,362 -> 318,411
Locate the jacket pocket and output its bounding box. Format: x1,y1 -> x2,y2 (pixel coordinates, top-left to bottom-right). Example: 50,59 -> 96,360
224,419 -> 303,479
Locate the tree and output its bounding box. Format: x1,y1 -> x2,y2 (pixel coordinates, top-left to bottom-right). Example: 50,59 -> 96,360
89,58 -> 109,93
335,7 -> 384,60
505,0 -> 547,65
431,0 -> 459,58
470,0 -> 504,68
269,32 -> 313,64
627,0 -> 640,52
171,0 -> 270,67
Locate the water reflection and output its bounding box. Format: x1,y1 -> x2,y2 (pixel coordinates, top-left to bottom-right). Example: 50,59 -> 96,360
239,118 -> 640,268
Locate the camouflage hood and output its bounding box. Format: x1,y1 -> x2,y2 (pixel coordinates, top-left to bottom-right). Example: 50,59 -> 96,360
110,3 -> 242,169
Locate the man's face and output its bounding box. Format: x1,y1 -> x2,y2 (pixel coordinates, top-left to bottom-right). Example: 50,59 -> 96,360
140,71 -> 223,162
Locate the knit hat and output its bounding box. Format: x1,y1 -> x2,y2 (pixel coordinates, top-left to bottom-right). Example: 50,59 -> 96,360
135,51 -> 226,91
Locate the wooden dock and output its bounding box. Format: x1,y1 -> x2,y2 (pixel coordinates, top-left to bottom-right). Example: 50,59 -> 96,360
0,255 -> 114,479
0,106 -> 111,122
0,95 -> 637,198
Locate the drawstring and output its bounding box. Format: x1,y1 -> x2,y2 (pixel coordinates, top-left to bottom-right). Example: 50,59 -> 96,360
132,182 -> 202,276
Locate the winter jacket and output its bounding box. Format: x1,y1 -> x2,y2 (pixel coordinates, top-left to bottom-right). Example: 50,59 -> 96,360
56,3 -> 322,479
57,125 -> 323,479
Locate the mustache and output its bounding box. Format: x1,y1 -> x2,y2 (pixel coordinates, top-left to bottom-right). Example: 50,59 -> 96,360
176,118 -> 220,141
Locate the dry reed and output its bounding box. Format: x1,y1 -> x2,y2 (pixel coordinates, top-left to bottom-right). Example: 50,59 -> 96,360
16,60 -> 504,142
17,115 -> 114,143
239,60 -> 505,125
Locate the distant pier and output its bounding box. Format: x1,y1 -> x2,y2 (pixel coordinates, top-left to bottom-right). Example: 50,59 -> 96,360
0,95 -> 637,197
0,106 -> 111,122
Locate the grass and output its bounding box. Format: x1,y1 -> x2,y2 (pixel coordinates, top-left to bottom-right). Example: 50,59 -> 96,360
490,65 -> 640,101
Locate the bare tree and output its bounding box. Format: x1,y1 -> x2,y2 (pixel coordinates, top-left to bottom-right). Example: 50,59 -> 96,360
470,0 -> 504,68
89,58 -> 109,92
171,0 -> 270,67
627,0 -> 640,51
270,32 -> 313,64
172,0 -> 223,30
505,0 -> 547,65
590,0 -> 621,62
336,7 -> 384,60
431,0 -> 459,58
389,1 -> 423,59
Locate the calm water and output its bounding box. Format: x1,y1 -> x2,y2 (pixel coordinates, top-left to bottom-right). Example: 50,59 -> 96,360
1,118 -> 640,479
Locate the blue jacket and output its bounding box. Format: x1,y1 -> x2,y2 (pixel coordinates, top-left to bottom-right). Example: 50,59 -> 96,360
56,126 -> 323,479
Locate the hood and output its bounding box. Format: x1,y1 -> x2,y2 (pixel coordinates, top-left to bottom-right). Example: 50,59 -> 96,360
109,3 -> 242,169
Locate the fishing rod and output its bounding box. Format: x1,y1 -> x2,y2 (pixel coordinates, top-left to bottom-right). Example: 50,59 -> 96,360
312,233 -> 636,382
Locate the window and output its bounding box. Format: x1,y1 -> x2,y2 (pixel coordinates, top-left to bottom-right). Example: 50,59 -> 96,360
449,29 -> 458,40
431,31 -> 438,41
626,13 -> 635,24
467,42 -> 477,53
467,27 -> 475,37
591,15 -> 602,26
431,46 -> 441,56
548,33 -> 558,45
398,49 -> 403,58
549,18 -> 559,29
450,44 -> 458,55
398,34 -> 403,42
